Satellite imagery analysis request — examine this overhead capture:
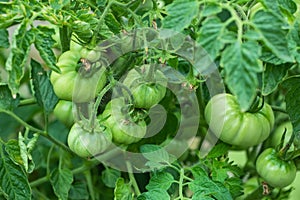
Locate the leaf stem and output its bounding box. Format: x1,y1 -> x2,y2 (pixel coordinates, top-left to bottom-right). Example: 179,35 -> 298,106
84,170 -> 96,200
126,161 -> 141,196
271,106 -> 287,114
19,98 -> 36,106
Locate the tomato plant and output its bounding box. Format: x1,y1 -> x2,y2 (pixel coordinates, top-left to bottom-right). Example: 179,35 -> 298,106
1,0 -> 300,199
205,93 -> 274,148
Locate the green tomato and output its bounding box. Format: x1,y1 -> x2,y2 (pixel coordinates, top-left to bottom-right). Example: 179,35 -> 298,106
67,122 -> 112,157
122,64 -> 167,109
50,48 -> 107,103
100,98 -> 147,145
53,100 -> 74,127
80,48 -> 101,63
256,148 -> 296,188
204,93 -> 274,148
268,121 -> 293,149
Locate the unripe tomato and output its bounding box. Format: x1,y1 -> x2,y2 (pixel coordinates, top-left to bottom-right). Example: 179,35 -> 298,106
204,93 -> 274,148
50,47 -> 107,103
67,122 -> 112,157
122,64 -> 167,109
80,48 -> 101,63
256,148 -> 296,188
53,100 -> 74,127
100,98 -> 147,145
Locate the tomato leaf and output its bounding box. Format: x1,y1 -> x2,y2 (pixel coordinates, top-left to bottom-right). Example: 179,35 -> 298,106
146,171 -> 174,191
281,76 -> 300,148
252,10 -> 293,62
68,181 -> 89,200
137,189 -> 170,200
197,16 -> 226,60
201,3 -> 222,17
162,0 -> 199,32
287,22 -> 300,64
5,20 -> 35,96
220,41 -> 262,111
114,177 -> 133,200
101,168 -> 121,188
206,142 -> 230,159
0,84 -> 20,110
0,143 -> 32,200
140,144 -> 170,167
30,59 -> 59,114
262,63 -> 290,95
33,26 -> 60,73
50,168 -> 73,200
0,29 -> 9,48
49,0 -> 70,10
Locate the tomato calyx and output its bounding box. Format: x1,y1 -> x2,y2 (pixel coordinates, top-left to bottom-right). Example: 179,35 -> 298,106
247,93 -> 265,113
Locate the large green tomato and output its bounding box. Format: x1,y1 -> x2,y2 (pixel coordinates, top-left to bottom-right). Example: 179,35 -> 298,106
50,47 -> 106,103
256,148 -> 296,188
204,93 -> 274,148
67,122 -> 112,157
100,98 -> 147,145
53,100 -> 74,127
122,65 -> 167,109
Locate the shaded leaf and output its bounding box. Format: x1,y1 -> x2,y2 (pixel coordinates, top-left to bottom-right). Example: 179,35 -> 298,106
0,29 -> 9,48
137,189 -> 170,200
102,168 -> 121,188
0,84 -> 20,110
50,168 -> 73,200
146,172 -> 174,191
114,178 -> 133,200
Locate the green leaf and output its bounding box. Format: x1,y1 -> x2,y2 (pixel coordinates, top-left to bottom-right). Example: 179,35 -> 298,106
162,0 -> 199,32
197,16 -> 226,59
114,178 -> 133,200
0,29 -> 9,48
146,172 -> 174,191
0,144 -> 32,200
262,63 -> 290,95
33,26 -> 60,73
137,189 -> 170,200
5,20 -> 35,96
281,76 -> 300,148
18,132 -> 37,173
30,59 -> 59,114
206,142 -> 230,159
0,84 -> 20,110
221,41 -> 262,111
252,10 -> 292,62
5,139 -> 23,166
101,168 -> 121,188
50,168 -> 73,200
201,3 -> 222,17
49,0 -> 70,10
140,144 -> 169,165
105,13 -> 121,34
68,181 -> 89,200
287,22 -> 300,64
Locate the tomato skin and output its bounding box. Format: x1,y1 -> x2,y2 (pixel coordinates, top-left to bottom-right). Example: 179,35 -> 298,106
256,148 -> 296,188
122,65 -> 167,109
50,48 -> 107,103
100,98 -> 147,145
53,100 -> 74,127
80,48 -> 101,63
204,93 -> 274,148
67,122 -> 112,157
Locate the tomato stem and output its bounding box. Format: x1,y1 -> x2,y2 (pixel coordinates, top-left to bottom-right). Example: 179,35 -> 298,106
126,161 -> 141,196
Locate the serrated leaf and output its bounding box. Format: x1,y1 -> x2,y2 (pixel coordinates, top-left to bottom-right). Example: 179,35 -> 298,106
5,140 -> 23,166
0,29 -> 9,48
0,144 -> 32,200
201,3 -> 222,17
262,63 -> 290,95
252,10 -> 292,62
114,178 -> 133,200
137,189 -> 170,200
105,13 -> 121,34
197,16 -> 226,59
101,168 -> 121,188
68,181 -> 89,200
18,133 -> 29,172
206,142 -> 230,158
162,0 -> 199,32
5,20 -> 35,96
50,168 -> 73,200
140,144 -> 169,165
281,76 -> 300,148
287,22 -> 300,63
49,0 -> 70,10
146,172 -> 174,191
221,41 -> 262,111
0,84 -> 20,110
33,26 -> 60,73
30,59 -> 58,114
